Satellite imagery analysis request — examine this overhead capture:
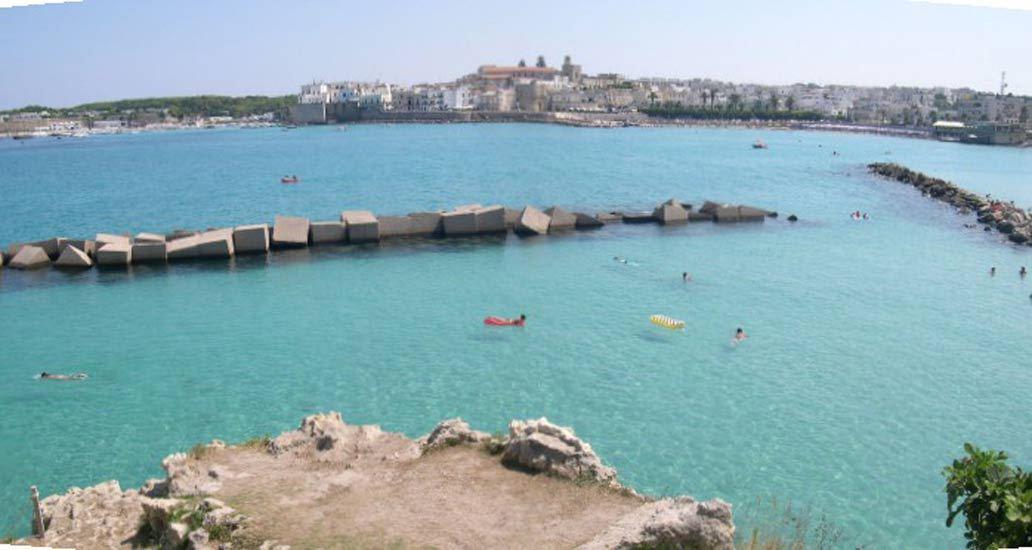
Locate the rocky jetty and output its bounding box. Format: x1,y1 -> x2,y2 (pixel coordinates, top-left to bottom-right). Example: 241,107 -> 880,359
22,413 -> 735,549
868,163 -> 1032,246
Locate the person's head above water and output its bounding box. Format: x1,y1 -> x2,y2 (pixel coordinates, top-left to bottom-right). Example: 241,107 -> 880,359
520,314 -> 526,321
40,372 -> 49,378
736,328 -> 744,334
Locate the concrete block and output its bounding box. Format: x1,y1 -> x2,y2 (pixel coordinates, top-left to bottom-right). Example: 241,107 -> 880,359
60,239 -> 96,257
544,206 -> 577,231
452,203 -> 483,212
476,205 -> 507,234
8,238 -> 62,260
196,229 -> 234,258
54,245 -> 93,268
9,245 -> 51,270
515,206 -> 551,235
96,242 -> 132,266
232,224 -> 269,254
653,199 -> 689,224
96,233 -> 131,251
442,210 -> 478,236
504,208 -> 521,228
737,206 -> 769,222
134,232 -> 166,243
623,212 -> 658,224
713,206 -> 741,223
309,221 -> 346,244
402,212 -> 444,237
167,230 -> 199,241
166,234 -> 202,261
341,211 -> 379,243
596,212 -> 624,223
688,212 -> 714,222
272,215 -> 310,248
574,212 -> 605,229
699,201 -> 726,215
131,241 -> 167,263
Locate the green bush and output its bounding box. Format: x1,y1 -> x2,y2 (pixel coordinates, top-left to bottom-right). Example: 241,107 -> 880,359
943,443 -> 1032,549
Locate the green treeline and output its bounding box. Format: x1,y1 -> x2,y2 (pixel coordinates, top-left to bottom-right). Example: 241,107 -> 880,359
3,95 -> 296,119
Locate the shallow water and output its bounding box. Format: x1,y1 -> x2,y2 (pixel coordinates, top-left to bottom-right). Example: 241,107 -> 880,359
1,125 -> 1031,546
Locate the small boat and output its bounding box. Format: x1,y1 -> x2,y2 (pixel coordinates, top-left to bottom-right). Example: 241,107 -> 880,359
752,139 -> 768,149
280,176 -> 299,184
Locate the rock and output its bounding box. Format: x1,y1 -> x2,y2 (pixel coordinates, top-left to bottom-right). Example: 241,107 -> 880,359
140,478 -> 170,498
579,497 -> 735,550
341,210 -> 380,243
96,242 -> 132,266
515,206 -> 551,236
787,214 -> 798,222
233,224 -> 270,254
1008,232 -> 1028,244
419,418 -> 490,451
131,241 -> 168,264
997,221 -> 1016,234
167,521 -> 190,548
442,209 -> 479,236
544,206 -> 577,231
141,496 -> 182,536
53,245 -> 94,268
269,411 -> 420,464
9,245 -> 51,270
652,199 -> 688,225
188,528 -> 212,550
573,212 -> 605,229
273,215 -> 311,248
309,221 -> 347,244
475,205 -> 507,234
502,417 -> 617,484
162,452 -> 222,496
38,480 -> 152,548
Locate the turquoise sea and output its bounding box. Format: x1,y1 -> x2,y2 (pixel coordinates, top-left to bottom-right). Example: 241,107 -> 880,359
1,125 -> 1031,547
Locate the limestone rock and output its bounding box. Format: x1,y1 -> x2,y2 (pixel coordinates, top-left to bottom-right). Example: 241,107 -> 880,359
162,452 -> 222,496
38,480 -> 154,548
515,206 -> 551,235
579,497 -> 735,550
269,411 -> 420,464
341,210 -> 380,243
272,215 -> 311,248
502,417 -> 617,484
53,245 -> 94,268
187,527 -> 212,550
9,245 -> 51,270
233,224 -> 270,254
545,206 -> 577,231
419,418 -> 490,452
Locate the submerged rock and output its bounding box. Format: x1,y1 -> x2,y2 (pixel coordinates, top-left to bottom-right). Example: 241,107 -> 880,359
502,417 -> 617,484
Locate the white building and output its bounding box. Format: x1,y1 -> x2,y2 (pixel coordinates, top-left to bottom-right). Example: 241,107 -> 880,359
443,86 -> 473,110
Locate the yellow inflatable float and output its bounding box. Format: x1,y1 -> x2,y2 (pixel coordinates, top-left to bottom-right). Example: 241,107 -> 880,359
650,314 -> 685,331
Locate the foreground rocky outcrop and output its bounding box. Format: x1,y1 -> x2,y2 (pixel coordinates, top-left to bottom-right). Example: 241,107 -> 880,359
24,413 -> 734,549
868,163 -> 1032,246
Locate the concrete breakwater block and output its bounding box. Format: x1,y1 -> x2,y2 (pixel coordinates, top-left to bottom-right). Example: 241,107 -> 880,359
737,206 -> 769,222
309,221 -> 346,244
380,213 -> 443,238
713,206 -> 741,223
8,238 -> 63,261
341,211 -> 379,243
131,241 -> 167,263
134,232 -> 166,243
272,215 -> 310,248
60,239 -> 96,257
452,203 -> 483,212
699,201 -> 726,215
196,229 -> 234,258
54,245 -> 93,268
596,212 -> 624,223
476,205 -> 507,234
232,224 -> 269,254
545,206 -> 577,231
442,209 -> 478,236
653,199 -> 689,224
688,212 -> 714,222
504,207 -> 521,229
574,212 -> 605,229
623,212 -> 658,224
96,242 -> 132,266
96,233 -> 131,252
9,245 -> 51,270
515,206 -> 551,235
166,234 -> 202,260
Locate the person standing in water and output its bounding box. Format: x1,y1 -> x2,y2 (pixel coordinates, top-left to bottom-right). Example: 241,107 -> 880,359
1021,266 -> 1027,279
990,266 -> 996,277
683,272 -> 692,282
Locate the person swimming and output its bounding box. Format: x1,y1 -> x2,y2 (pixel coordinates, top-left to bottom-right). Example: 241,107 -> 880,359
1021,266 -> 1027,279
39,371 -> 87,381
613,256 -> 627,264
990,266 -> 996,277
682,272 -> 692,282
733,327 -> 747,344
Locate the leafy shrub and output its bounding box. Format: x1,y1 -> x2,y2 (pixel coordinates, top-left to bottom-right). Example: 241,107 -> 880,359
943,443 -> 1032,549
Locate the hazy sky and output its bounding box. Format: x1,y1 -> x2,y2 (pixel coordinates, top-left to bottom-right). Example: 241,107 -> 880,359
1,0 -> 1031,109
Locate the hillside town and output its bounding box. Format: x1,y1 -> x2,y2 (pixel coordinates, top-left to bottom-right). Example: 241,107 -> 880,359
3,55 -> 1030,145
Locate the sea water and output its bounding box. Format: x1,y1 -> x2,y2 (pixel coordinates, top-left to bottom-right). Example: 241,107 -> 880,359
1,125 -> 1031,546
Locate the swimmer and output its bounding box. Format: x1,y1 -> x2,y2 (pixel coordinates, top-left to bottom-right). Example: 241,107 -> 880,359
862,213 -> 869,220
990,266 -> 996,277
732,327 -> 747,344
613,256 -> 628,264
682,272 -> 692,282
1021,266 -> 1027,279
39,371 -> 87,381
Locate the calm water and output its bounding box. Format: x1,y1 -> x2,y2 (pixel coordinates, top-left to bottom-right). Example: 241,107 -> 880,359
1,125 -> 1031,547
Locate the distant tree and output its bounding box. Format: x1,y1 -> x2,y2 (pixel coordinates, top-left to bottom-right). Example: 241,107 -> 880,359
768,92 -> 780,112
785,96 -> 796,111
535,55 -> 546,68
728,93 -> 742,112
944,444 -> 1032,549
518,59 -> 527,68
752,99 -> 764,112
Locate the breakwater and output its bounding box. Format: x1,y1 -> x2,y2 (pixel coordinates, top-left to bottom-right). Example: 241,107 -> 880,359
868,163 -> 1032,246
1,199 -> 782,273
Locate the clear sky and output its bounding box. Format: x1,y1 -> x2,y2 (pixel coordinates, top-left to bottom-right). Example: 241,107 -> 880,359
1,0 -> 1031,109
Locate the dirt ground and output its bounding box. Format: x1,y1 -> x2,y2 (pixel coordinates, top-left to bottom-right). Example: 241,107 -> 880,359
201,444 -> 642,549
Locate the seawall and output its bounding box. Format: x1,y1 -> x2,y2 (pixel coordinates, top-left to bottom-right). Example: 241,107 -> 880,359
1,199 -> 786,275
868,163 -> 1032,246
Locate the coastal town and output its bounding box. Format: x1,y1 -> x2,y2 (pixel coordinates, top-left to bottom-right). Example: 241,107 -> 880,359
3,55 -> 1030,145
